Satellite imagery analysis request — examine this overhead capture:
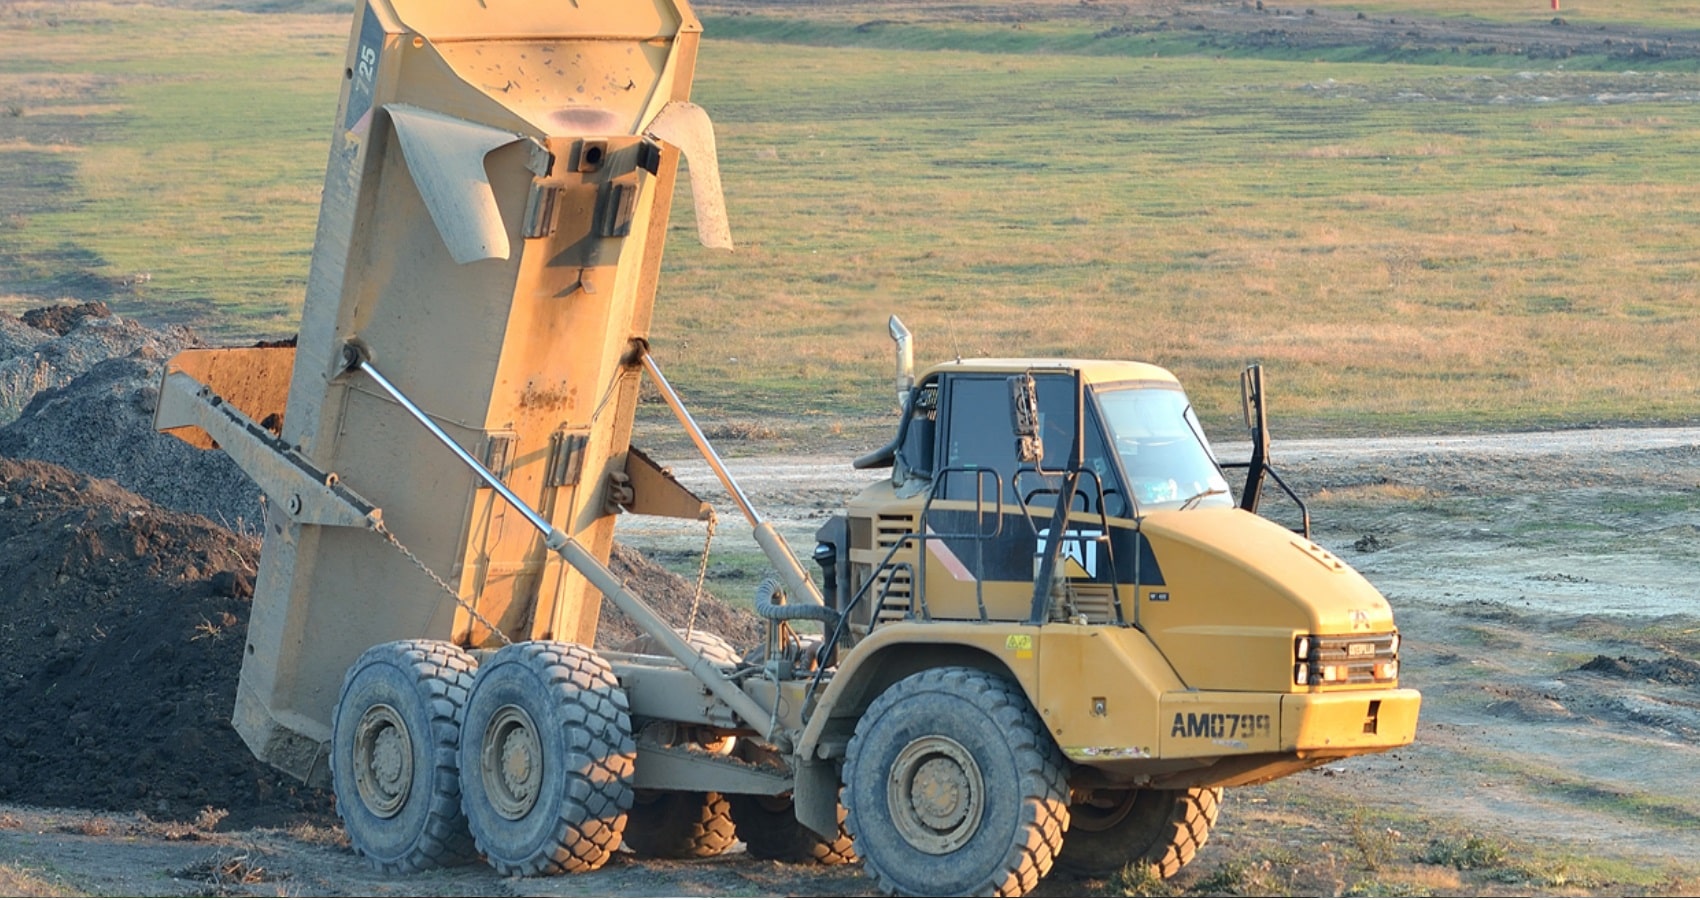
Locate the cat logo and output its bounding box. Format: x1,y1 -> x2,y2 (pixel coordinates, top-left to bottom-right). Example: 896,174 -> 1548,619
1037,528 -> 1103,579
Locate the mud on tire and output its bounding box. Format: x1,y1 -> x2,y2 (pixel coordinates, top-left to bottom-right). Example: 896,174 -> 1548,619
330,639 -> 479,874
843,667 -> 1069,897
457,640 -> 635,876
1052,786 -> 1222,879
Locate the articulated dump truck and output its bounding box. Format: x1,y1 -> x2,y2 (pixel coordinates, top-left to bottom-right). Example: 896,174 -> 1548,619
153,0 -> 1420,895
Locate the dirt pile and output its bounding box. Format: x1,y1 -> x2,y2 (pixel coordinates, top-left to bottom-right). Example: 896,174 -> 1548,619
0,302 -> 759,829
0,302 -> 261,527
0,456 -> 330,829
0,301 -> 193,425
600,542 -> 762,651
1579,653 -> 1700,686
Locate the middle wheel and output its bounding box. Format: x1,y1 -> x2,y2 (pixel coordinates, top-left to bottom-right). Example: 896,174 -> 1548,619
624,790 -> 738,859
458,641 -> 636,876
727,792 -> 856,864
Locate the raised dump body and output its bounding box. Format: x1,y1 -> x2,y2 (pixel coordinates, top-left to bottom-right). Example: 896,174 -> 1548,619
156,0 -> 725,784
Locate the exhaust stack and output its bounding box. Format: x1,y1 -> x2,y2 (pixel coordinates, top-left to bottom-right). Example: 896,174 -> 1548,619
889,315 -> 914,410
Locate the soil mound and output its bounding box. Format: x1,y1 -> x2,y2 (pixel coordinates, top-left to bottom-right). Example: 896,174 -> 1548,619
0,354 -> 264,527
0,302 -> 760,829
0,303 -> 193,425
0,457 -> 332,829
601,542 -> 762,651
1580,653 -> 1700,686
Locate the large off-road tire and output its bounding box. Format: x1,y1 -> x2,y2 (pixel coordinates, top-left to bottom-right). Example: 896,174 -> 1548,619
330,639 -> 479,874
843,667 -> 1070,897
457,641 -> 635,876
1052,787 -> 1222,879
727,793 -> 856,865
624,790 -> 738,859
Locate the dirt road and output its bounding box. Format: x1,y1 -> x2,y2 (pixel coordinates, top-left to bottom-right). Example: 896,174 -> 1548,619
6,426 -> 1699,896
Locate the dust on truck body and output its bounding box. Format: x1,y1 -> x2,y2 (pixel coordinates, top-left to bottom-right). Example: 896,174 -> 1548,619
153,0 -> 1420,895
159,0 -> 725,782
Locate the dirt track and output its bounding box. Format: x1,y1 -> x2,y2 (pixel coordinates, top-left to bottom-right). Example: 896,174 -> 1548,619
5,427 -> 1700,896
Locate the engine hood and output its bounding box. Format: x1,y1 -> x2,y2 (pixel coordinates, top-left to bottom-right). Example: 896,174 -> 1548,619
1135,508 -> 1397,691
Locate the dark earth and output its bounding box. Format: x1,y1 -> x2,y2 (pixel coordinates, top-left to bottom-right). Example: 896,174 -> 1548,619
0,303 -> 758,834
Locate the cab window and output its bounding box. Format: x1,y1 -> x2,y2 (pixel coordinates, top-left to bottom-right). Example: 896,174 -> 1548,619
938,373 -> 1123,513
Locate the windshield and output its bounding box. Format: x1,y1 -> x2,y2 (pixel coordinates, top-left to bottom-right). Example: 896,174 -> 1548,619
1094,384 -> 1234,511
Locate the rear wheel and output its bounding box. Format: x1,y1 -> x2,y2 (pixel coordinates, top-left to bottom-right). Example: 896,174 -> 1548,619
625,790 -> 737,859
1052,787 -> 1222,879
843,667 -> 1069,897
330,640 -> 478,874
727,793 -> 856,864
458,641 -> 635,876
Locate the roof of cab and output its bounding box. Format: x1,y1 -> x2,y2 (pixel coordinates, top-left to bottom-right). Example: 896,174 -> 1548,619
918,358 -> 1181,386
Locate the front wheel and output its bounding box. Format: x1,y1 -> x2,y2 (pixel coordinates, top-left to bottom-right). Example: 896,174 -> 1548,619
844,667 -> 1069,897
1052,786 -> 1221,879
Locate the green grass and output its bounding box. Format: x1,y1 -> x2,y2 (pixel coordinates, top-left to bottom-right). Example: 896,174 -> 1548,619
663,41 -> 1700,434
704,14 -> 1700,72
3,3 -> 1700,438
1306,0 -> 1700,31
0,7 -> 341,333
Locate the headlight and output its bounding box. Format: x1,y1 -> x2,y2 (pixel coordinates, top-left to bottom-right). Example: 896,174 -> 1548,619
1294,633 -> 1400,687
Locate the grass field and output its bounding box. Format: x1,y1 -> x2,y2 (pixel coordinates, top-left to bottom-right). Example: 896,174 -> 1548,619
2,1 -> 1699,437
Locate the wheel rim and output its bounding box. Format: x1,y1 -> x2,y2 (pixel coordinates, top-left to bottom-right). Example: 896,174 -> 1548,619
1071,788 -> 1138,833
352,703 -> 413,818
888,735 -> 983,854
481,704 -> 543,820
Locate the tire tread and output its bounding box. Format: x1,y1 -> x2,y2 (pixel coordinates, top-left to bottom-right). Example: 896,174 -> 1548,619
461,641 -> 635,876
844,667 -> 1069,897
331,639 -> 479,874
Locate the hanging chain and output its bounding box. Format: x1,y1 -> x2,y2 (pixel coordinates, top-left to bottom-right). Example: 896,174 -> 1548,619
373,519 -> 512,646
683,512 -> 717,642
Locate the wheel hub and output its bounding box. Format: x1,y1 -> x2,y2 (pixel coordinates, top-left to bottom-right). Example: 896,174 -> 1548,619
482,705 -> 543,820
1072,788 -> 1138,833
889,735 -> 983,854
352,703 -> 413,818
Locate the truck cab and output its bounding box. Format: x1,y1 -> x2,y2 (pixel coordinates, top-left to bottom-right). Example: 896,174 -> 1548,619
812,355 -> 1419,796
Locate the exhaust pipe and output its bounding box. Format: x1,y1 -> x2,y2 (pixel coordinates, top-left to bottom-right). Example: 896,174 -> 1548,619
889,315 -> 913,410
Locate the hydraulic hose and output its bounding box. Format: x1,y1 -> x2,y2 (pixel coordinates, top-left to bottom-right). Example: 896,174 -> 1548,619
755,573 -> 840,626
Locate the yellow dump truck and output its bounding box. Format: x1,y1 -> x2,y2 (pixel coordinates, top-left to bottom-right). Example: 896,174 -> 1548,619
154,0 -> 1419,895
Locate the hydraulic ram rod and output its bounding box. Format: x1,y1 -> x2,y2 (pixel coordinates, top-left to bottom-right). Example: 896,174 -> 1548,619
346,347 -> 778,735
639,351 -> 825,608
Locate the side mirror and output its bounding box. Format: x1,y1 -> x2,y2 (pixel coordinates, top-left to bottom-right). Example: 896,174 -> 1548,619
1241,364 -> 1261,431
1009,373 -> 1043,464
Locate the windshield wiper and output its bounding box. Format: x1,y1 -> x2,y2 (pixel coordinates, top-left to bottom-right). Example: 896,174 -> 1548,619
1180,487 -> 1229,510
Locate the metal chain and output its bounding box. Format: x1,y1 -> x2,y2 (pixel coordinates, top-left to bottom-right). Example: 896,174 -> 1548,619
683,512 -> 717,642
373,520 -> 512,646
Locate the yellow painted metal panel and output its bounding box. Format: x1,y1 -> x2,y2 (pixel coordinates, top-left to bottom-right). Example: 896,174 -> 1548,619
1157,692 -> 1285,758
1038,625 -> 1180,763
1281,689 -> 1422,753
1139,508 -> 1397,692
